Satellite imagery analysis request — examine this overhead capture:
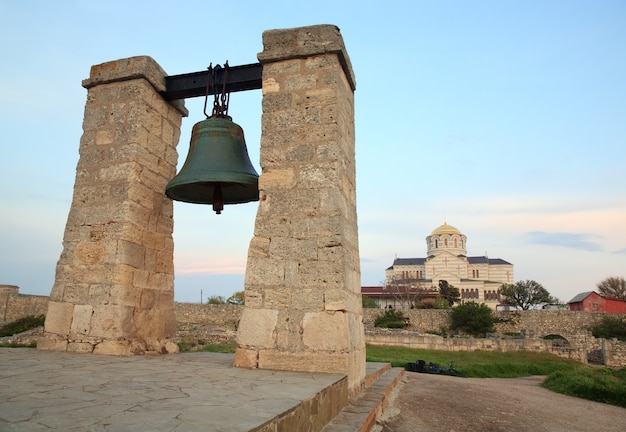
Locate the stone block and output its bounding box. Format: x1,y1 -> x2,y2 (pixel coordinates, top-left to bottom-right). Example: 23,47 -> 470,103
116,239 -> 145,269
74,241 -> 106,265
61,283 -> 92,304
243,289 -> 263,309
135,306 -> 176,340
44,301 -> 74,335
268,237 -> 318,261
258,168 -> 296,189
236,309 -> 278,348
87,283 -> 111,305
302,311 -> 349,351
107,284 -> 140,307
247,236 -> 270,258
164,340 -> 179,354
233,347 -> 259,368
37,335 -> 68,352
93,339 -> 132,356
83,56 -> 168,93
263,287 -> 292,310
90,305 -> 136,338
258,350 -> 350,374
324,289 -> 347,311
67,342 -> 95,353
70,304 -> 94,336
244,257 -> 285,286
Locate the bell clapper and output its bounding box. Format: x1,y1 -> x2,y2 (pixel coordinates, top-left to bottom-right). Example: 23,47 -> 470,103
212,183 -> 224,215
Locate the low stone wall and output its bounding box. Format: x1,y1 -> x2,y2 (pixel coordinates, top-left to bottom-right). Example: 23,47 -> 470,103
1,285 -> 48,323
364,329 -> 609,365
174,303 -> 242,327
362,308 -> 608,337
2,287 -> 616,340
3,289 -> 625,366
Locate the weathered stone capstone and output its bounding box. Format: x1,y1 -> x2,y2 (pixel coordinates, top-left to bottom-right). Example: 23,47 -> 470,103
38,56 -> 187,355
233,25 -> 366,395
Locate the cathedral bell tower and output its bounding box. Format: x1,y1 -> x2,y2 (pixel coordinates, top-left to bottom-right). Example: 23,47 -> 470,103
426,221 -> 467,257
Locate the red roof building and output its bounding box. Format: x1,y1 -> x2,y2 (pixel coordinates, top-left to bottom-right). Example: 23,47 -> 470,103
568,291 -> 626,314
361,285 -> 439,309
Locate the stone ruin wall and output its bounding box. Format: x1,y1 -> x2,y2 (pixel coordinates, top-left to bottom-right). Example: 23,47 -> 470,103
604,338 -> 626,368
364,329 -> 593,364
4,288 -> 625,366
1,291 -> 619,338
362,308 -> 609,337
0,285 -> 48,323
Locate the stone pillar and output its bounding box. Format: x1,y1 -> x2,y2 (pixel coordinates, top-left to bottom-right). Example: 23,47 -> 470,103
234,25 -> 366,394
38,56 -> 187,355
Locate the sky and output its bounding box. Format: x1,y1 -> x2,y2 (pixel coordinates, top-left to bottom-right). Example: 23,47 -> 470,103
1,1 -> 624,304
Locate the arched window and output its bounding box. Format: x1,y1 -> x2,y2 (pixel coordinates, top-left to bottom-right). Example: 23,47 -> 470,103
454,239 -> 457,248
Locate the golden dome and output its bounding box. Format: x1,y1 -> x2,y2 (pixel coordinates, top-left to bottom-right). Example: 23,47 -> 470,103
431,221 -> 461,235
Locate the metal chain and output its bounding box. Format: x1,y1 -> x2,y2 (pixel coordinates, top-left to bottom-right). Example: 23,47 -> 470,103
202,62 -> 230,118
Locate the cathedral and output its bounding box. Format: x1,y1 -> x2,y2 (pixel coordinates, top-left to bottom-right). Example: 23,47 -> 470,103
384,221 -> 514,308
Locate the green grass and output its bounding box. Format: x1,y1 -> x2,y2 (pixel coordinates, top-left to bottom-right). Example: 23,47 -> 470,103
178,342 -> 237,353
365,344 -> 583,378
542,367 -> 626,408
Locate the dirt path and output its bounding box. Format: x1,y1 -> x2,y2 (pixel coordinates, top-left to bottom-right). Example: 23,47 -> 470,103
376,372 -> 626,432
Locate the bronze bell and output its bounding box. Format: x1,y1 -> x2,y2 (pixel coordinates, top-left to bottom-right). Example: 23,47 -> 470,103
165,115 -> 259,214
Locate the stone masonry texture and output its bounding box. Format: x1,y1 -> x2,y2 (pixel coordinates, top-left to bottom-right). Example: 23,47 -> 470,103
4,292 -> 626,367
233,25 -> 366,395
38,56 -> 187,355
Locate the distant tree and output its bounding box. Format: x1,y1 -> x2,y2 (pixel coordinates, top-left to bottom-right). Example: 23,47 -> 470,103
439,280 -> 460,306
596,276 -> 626,301
362,295 -> 379,308
227,291 -> 245,305
450,302 -> 495,336
499,280 -> 554,310
206,295 -> 227,305
385,282 -> 437,309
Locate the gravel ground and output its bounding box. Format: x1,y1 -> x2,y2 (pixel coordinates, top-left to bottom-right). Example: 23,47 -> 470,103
376,372 -> 626,432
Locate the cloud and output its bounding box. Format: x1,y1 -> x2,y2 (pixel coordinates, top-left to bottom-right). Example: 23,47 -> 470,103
525,231 -> 602,252
359,258 -> 378,264
613,248 -> 626,255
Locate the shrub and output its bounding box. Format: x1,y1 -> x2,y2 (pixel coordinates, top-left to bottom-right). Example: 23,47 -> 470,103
206,296 -> 227,304
450,302 -> 495,336
589,315 -> 626,341
418,298 -> 436,309
434,297 -> 451,309
0,315 -> 45,337
362,296 -> 379,308
374,309 -> 408,328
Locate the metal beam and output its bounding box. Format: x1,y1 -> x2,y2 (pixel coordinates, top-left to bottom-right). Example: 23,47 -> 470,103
162,63 -> 262,100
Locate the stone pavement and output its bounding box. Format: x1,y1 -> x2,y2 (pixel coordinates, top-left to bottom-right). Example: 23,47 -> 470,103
1,348 -> 390,431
